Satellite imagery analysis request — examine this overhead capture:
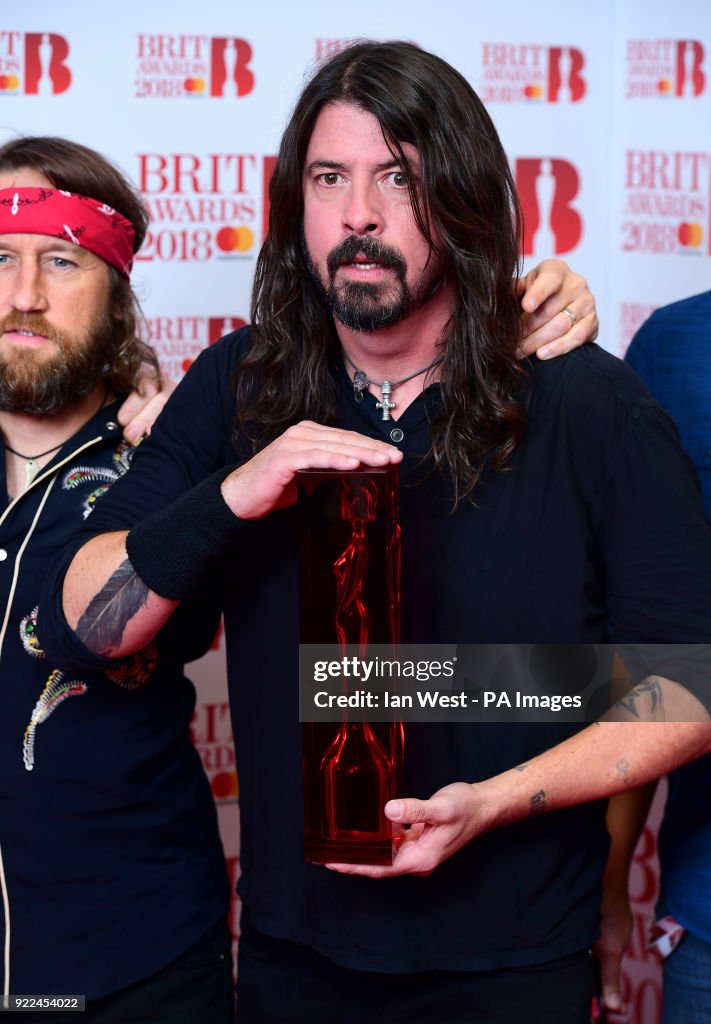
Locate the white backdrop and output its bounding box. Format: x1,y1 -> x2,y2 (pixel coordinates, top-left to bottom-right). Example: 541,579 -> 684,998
3,3 -> 710,1018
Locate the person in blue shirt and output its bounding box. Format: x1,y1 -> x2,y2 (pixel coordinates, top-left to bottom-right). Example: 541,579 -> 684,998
627,293 -> 711,512
625,294 -> 711,1024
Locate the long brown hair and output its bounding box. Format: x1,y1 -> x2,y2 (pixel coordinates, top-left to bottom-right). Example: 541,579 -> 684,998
0,135 -> 160,395
237,41 -> 527,504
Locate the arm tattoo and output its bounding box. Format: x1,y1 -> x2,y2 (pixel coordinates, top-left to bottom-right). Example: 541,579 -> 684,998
530,789 -> 547,815
76,559 -> 150,655
615,676 -> 663,720
616,757 -> 631,782
514,763 -> 530,772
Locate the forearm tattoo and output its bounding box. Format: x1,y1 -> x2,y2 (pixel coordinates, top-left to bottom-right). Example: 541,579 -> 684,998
76,559 -> 150,655
614,676 -> 663,720
530,789 -> 547,815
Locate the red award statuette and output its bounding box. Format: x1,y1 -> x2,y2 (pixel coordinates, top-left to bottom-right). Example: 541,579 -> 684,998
298,466 -> 403,865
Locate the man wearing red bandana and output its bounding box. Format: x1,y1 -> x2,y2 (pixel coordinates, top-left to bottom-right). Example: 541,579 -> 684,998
0,137 -> 236,1022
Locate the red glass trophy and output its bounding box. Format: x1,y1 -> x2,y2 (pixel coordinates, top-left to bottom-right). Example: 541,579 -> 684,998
298,465 -> 403,865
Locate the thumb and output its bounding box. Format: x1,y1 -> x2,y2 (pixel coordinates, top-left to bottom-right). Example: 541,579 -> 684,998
385,797 -> 451,825
600,954 -> 625,1014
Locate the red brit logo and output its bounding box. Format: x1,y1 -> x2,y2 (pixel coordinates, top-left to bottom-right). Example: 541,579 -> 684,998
516,159 -> 583,256
135,151 -> 260,264
146,315 -> 247,378
135,34 -> 255,99
625,40 -> 706,99
208,317 -> 247,345
210,38 -> 254,96
0,31 -> 71,95
479,43 -> 586,104
621,149 -> 710,255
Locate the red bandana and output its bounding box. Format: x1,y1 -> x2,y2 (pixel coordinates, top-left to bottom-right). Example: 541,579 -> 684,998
0,187 -> 136,278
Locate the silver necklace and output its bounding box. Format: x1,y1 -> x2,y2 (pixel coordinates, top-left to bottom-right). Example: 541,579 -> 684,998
343,351 -> 443,421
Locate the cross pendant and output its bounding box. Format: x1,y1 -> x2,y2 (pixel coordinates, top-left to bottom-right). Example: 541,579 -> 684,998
376,380 -> 396,421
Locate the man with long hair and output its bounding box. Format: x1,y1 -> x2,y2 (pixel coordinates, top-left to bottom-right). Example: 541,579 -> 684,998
0,137 -> 234,1021
43,44 -> 711,1023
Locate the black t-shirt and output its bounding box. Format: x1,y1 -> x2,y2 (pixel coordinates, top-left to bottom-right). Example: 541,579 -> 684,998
42,329 -> 711,972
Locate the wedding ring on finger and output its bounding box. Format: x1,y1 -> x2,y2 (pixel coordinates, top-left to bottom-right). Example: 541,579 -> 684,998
562,307 -> 577,326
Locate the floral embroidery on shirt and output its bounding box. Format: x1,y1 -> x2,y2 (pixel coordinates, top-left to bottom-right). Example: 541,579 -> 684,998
62,441 -> 134,518
23,669 -> 88,771
20,612 -> 88,770
20,606 -> 43,657
20,623 -> 158,770
19,440 -> 151,770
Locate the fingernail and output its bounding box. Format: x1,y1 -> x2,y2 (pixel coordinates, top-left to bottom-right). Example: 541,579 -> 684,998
538,346 -> 552,360
386,800 -> 403,818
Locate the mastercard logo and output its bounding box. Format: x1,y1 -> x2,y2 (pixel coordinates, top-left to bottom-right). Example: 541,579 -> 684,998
184,77 -> 206,93
524,83 -> 543,99
216,224 -> 254,253
657,78 -> 673,95
677,222 -> 703,247
212,770 -> 239,800
0,74 -> 20,91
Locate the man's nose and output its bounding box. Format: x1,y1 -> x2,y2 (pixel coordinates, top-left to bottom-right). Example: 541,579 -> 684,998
343,181 -> 383,236
8,261 -> 48,314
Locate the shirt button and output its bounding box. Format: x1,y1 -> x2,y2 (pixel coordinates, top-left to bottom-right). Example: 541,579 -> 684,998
0,549 -> 7,561
390,428 -> 404,443
106,421 -> 119,432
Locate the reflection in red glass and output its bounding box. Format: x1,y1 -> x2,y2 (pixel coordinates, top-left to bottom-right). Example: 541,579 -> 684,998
298,467 -> 403,864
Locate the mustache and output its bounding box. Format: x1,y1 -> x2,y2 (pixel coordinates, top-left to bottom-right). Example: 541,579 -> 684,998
326,236 -> 407,280
0,313 -> 64,345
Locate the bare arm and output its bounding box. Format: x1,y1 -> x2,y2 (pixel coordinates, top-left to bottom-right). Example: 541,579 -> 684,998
64,532 -> 177,657
328,676 -> 710,878
592,783 -> 658,1014
63,421 -> 403,658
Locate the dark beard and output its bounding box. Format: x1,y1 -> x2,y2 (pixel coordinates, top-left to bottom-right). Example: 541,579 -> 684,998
303,233 -> 414,333
0,310 -> 116,416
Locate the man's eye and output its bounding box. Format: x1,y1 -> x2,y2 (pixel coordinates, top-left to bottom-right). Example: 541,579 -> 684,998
319,172 -> 341,186
52,257 -> 73,268
389,171 -> 409,188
